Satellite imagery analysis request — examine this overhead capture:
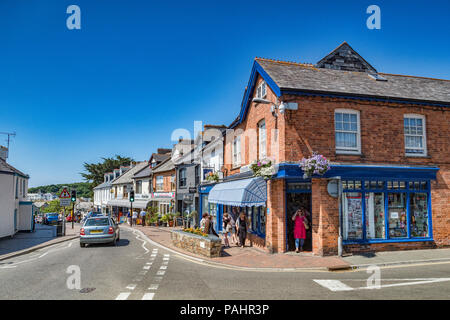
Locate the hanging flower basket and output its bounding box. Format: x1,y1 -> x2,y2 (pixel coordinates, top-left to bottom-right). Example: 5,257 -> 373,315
205,171 -> 219,183
250,158 -> 275,180
299,152 -> 330,179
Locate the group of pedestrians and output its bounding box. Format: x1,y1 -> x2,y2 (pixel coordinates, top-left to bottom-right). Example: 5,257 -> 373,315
221,209 -> 249,248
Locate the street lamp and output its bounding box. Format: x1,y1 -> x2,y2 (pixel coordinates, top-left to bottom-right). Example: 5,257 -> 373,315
129,189 -> 135,226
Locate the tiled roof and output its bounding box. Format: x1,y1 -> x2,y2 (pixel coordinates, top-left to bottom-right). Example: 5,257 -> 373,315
111,161 -> 148,185
256,58 -> 450,105
152,158 -> 175,173
133,165 -> 152,179
0,158 -> 29,178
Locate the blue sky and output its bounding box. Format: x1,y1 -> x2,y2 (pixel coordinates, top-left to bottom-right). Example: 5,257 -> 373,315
0,0 -> 449,187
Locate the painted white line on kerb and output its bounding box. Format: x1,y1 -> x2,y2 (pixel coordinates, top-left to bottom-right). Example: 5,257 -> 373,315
115,292 -> 131,300
126,284 -> 137,290
148,284 -> 159,290
142,293 -> 155,300
314,280 -> 354,292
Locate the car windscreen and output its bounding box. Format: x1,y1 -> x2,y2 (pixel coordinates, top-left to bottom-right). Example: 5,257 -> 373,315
47,214 -> 58,217
85,218 -> 110,227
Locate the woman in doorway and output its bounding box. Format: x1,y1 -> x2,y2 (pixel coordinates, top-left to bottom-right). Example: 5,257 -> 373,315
236,212 -> 249,247
292,208 -> 309,253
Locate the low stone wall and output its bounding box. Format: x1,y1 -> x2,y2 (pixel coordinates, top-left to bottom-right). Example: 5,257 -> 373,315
171,230 -> 222,258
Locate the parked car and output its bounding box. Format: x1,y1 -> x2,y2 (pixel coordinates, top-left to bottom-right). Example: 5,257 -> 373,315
44,213 -> 59,225
80,216 -> 120,247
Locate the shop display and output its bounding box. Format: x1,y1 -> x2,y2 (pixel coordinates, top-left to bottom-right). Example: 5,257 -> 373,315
410,193 -> 429,237
344,192 -> 363,239
388,193 -> 407,238
365,193 -> 385,239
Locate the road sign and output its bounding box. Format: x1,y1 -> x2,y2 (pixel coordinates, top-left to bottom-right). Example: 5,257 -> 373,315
59,188 -> 71,207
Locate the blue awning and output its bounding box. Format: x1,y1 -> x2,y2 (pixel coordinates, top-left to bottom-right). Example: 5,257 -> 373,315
208,177 -> 267,207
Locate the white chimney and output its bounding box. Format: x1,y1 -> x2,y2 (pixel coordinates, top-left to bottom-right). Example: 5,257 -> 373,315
0,146 -> 8,161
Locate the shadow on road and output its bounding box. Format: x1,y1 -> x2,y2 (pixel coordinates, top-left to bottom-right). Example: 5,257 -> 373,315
82,239 -> 130,248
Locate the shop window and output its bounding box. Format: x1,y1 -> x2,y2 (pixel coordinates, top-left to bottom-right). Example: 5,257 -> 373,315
343,192 -> 363,240
388,193 -> 407,238
410,193 -> 429,238
260,206 -> 266,235
252,207 -> 258,232
365,193 -> 385,239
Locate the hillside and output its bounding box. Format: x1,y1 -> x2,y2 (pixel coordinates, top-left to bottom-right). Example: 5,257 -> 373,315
28,182 -> 92,199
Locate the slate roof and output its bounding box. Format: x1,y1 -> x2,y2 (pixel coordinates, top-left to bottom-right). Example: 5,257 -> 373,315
0,158 -> 29,178
256,58 -> 450,105
152,158 -> 175,173
133,165 -> 152,179
111,161 -> 148,185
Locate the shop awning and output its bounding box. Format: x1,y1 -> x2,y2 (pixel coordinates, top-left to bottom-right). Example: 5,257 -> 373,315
208,176 -> 267,207
106,199 -> 150,209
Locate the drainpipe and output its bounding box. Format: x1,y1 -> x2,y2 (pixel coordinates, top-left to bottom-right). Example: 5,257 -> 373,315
337,176 -> 343,257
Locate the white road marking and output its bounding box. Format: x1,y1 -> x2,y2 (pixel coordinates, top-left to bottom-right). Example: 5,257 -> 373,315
154,276 -> 163,282
148,284 -> 159,290
115,292 -> 131,300
139,270 -> 148,275
162,261 -> 168,265
146,262 -> 152,265
151,254 -> 157,257
164,254 -> 170,257
142,293 -> 155,300
314,280 -> 354,292
159,266 -> 167,270
156,271 -> 166,276
126,284 -> 137,290
314,278 -> 450,292
134,276 -> 144,282
143,265 -> 151,270
163,257 -> 169,261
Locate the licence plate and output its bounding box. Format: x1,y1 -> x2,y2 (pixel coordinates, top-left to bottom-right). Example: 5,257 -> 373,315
90,230 -> 103,234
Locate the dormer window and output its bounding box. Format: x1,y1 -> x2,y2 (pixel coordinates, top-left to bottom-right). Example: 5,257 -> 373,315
256,81 -> 267,99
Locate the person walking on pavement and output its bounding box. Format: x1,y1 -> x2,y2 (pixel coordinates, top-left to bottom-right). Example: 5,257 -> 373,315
132,210 -> 138,225
127,210 -> 132,225
236,212 -> 249,247
140,209 -> 146,226
222,212 -> 231,247
292,207 -> 309,253
200,213 -> 209,233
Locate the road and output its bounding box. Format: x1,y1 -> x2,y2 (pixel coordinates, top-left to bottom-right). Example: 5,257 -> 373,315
0,226 -> 449,300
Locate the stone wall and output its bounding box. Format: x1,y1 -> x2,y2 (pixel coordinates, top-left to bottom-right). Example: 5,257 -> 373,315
171,230 -> 222,258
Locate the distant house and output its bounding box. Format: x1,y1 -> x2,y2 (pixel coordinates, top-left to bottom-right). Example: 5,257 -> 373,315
0,147 -> 35,238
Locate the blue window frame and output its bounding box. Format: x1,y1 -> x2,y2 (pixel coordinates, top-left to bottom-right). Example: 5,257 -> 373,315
342,179 -> 432,244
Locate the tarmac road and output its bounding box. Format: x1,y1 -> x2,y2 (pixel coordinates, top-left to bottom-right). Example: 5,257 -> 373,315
0,227 -> 449,300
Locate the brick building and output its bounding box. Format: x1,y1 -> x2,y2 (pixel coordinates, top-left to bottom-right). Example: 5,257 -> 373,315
200,42 -> 450,256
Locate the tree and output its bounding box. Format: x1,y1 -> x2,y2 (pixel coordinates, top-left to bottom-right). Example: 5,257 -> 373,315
81,155 -> 134,195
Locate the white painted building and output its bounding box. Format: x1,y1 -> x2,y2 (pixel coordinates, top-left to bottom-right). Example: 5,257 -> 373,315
0,148 -> 34,238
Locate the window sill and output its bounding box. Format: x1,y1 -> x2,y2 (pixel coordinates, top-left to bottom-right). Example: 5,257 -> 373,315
335,151 -> 362,156
405,154 -> 430,158
231,165 -> 241,170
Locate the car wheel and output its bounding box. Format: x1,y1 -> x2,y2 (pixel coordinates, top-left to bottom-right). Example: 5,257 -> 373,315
80,243 -> 85,248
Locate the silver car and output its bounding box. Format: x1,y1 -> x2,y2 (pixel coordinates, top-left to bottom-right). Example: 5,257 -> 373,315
80,216 -> 120,247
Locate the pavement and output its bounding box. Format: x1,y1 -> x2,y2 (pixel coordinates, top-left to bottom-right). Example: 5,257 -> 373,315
130,224 -> 450,271
1,227 -> 449,300
0,222 -> 80,262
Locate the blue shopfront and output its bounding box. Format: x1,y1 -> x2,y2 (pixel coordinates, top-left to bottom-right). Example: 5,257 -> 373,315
198,176 -> 267,241
277,163 -> 439,254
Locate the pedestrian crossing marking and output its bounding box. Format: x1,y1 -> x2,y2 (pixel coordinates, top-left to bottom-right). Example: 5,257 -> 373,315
148,284 -> 159,290
156,271 -> 166,276
115,292 -> 131,300
314,280 -> 354,291
126,284 -> 136,290
142,293 -> 155,300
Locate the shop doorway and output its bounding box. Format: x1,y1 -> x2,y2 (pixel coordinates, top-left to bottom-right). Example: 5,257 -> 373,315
286,193 -> 312,252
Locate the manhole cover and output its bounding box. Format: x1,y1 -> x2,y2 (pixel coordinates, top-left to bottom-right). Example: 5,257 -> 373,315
79,287 -> 96,293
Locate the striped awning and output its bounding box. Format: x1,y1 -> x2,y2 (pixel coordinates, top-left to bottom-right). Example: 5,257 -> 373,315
208,177 -> 267,207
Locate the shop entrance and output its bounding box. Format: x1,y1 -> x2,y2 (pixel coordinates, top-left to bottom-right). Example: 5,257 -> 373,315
286,192 -> 312,252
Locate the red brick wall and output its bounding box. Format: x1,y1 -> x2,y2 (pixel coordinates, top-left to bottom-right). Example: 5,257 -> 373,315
431,164 -> 450,247
311,178 -> 340,256
152,169 -> 176,192
265,179 -> 286,253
